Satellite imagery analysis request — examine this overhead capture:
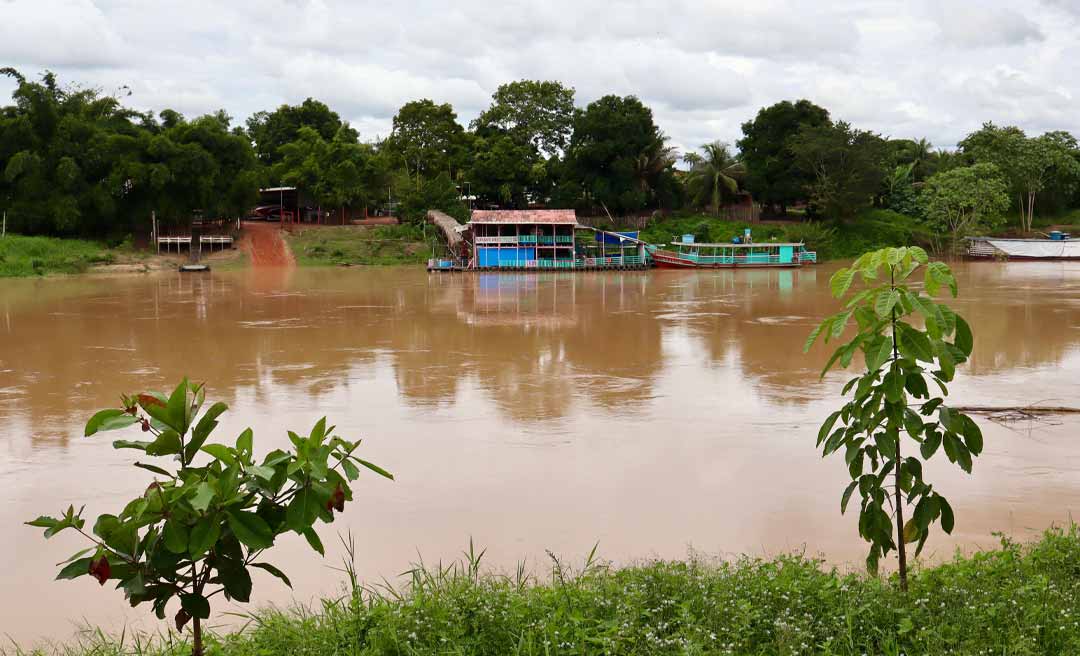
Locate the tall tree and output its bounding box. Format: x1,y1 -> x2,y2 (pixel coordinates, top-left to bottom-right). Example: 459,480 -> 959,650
737,99 -> 830,215
246,98 -> 344,166
790,121 -> 888,222
685,141 -> 745,215
959,123 -> 1080,232
472,80 -> 575,157
921,162 -> 1010,243
384,100 -> 467,187
564,95 -> 674,214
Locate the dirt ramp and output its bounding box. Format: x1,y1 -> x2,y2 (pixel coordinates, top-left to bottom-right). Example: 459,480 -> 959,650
240,221 -> 295,267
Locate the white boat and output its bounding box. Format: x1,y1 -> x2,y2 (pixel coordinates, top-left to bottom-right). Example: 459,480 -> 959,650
966,236 -> 1080,260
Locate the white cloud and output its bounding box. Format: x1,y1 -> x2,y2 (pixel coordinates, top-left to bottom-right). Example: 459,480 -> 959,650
0,0 -> 1078,153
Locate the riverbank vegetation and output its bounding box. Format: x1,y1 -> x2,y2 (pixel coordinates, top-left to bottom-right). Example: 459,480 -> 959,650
285,225 -> 436,267
12,526 -> 1080,656
0,234 -> 138,276
4,69 -> 1079,258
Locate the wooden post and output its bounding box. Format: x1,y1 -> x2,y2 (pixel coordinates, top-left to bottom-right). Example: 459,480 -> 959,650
2,209 -> 5,238
152,211 -> 158,252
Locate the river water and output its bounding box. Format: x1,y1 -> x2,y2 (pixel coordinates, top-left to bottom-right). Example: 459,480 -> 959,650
2,262 -> 1079,643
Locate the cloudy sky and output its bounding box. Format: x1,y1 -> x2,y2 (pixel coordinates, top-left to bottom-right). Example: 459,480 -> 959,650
3,0 -> 1079,156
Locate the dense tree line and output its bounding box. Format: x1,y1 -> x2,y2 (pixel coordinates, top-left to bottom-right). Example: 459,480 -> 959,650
2,68 -> 1079,241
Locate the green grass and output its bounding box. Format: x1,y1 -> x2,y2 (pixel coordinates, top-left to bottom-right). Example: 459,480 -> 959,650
286,225 -> 440,267
13,526 -> 1080,655
0,234 -> 124,277
637,210 -> 933,262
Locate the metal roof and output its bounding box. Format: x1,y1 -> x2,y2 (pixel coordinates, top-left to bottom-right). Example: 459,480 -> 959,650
260,187 -> 298,192
469,210 -> 577,225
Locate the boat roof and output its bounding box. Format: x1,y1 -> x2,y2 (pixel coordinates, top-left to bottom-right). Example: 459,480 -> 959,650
967,237 -> 1072,242
674,242 -> 805,248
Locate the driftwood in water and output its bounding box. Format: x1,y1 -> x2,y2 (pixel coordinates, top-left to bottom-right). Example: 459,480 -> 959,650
955,405 -> 1080,424
427,210 -> 467,257
954,406 -> 1080,414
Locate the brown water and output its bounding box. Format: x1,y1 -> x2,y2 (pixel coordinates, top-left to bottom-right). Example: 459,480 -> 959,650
3,262 -> 1080,643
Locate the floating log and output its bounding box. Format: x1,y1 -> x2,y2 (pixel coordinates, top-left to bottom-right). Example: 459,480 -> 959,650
954,406 -> 1080,414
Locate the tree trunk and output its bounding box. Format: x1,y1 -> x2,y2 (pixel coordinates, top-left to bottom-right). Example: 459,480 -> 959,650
192,617 -> 203,656
891,275 -> 908,592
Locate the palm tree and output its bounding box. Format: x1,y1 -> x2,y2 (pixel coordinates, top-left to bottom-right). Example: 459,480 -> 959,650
634,135 -> 678,198
686,141 -> 744,216
911,138 -> 933,181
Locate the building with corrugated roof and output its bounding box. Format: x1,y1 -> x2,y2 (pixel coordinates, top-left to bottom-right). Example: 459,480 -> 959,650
469,209 -> 580,269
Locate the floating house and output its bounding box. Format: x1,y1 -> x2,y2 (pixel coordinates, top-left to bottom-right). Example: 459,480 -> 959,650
454,209 -> 649,271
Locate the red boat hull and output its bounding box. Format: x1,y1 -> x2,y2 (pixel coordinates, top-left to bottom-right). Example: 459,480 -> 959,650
651,250 -> 803,269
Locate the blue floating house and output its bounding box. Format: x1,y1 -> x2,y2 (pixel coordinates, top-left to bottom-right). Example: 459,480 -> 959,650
461,210 -> 649,271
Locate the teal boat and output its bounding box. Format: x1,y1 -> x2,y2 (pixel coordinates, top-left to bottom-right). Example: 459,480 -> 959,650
652,241 -> 816,269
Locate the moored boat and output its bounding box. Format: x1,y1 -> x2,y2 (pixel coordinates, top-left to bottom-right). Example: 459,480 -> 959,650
651,241 -> 817,269
966,235 -> 1080,260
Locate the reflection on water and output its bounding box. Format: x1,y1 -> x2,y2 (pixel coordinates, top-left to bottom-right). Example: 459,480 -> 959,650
2,261 -> 1080,643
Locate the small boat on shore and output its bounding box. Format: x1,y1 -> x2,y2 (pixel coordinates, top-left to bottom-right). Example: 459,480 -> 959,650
651,241 -> 817,269
966,234 -> 1080,260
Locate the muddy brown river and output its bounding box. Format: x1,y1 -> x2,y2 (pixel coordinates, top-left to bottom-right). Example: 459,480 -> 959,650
2,262 -> 1079,644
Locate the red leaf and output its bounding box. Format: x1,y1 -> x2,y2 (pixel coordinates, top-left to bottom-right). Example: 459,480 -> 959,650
137,394 -> 165,409
141,418 -> 151,432
175,608 -> 191,632
329,484 -> 346,513
88,555 -> 111,585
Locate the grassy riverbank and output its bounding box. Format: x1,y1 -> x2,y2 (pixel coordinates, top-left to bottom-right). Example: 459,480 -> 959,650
16,526 -> 1080,655
285,225 -> 438,266
0,235 -> 136,276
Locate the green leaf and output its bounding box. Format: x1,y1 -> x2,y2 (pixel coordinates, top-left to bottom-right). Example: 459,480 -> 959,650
954,315 -> 973,357
960,414 -> 983,455
85,409 -> 138,436
897,324 -> 935,363
133,462 -> 173,477
302,526 -> 324,555
251,562 -> 293,588
56,557 -> 93,580
883,370 -> 905,404
145,430 -> 182,457
902,518 -> 920,544
216,559 -> 252,603
804,320 -> 828,353
829,267 -> 856,299
866,337 -> 893,372
310,417 -> 328,444
340,459 -> 360,481
201,444 -> 237,466
235,428 -> 253,455
829,311 -> 853,341
908,246 -> 929,264
167,379 -> 191,434
226,510 -> 274,550
353,458 -> 394,481
26,515 -> 60,529
187,402 -> 228,460
163,520 -> 189,554
841,480 -> 859,514
188,516 -> 220,558
939,496 -> 955,533
874,289 -> 899,318
817,411 -> 842,447
190,482 -> 216,513
180,593 -> 210,620
248,465 -> 275,481
112,440 -> 151,452
287,486 -> 319,532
